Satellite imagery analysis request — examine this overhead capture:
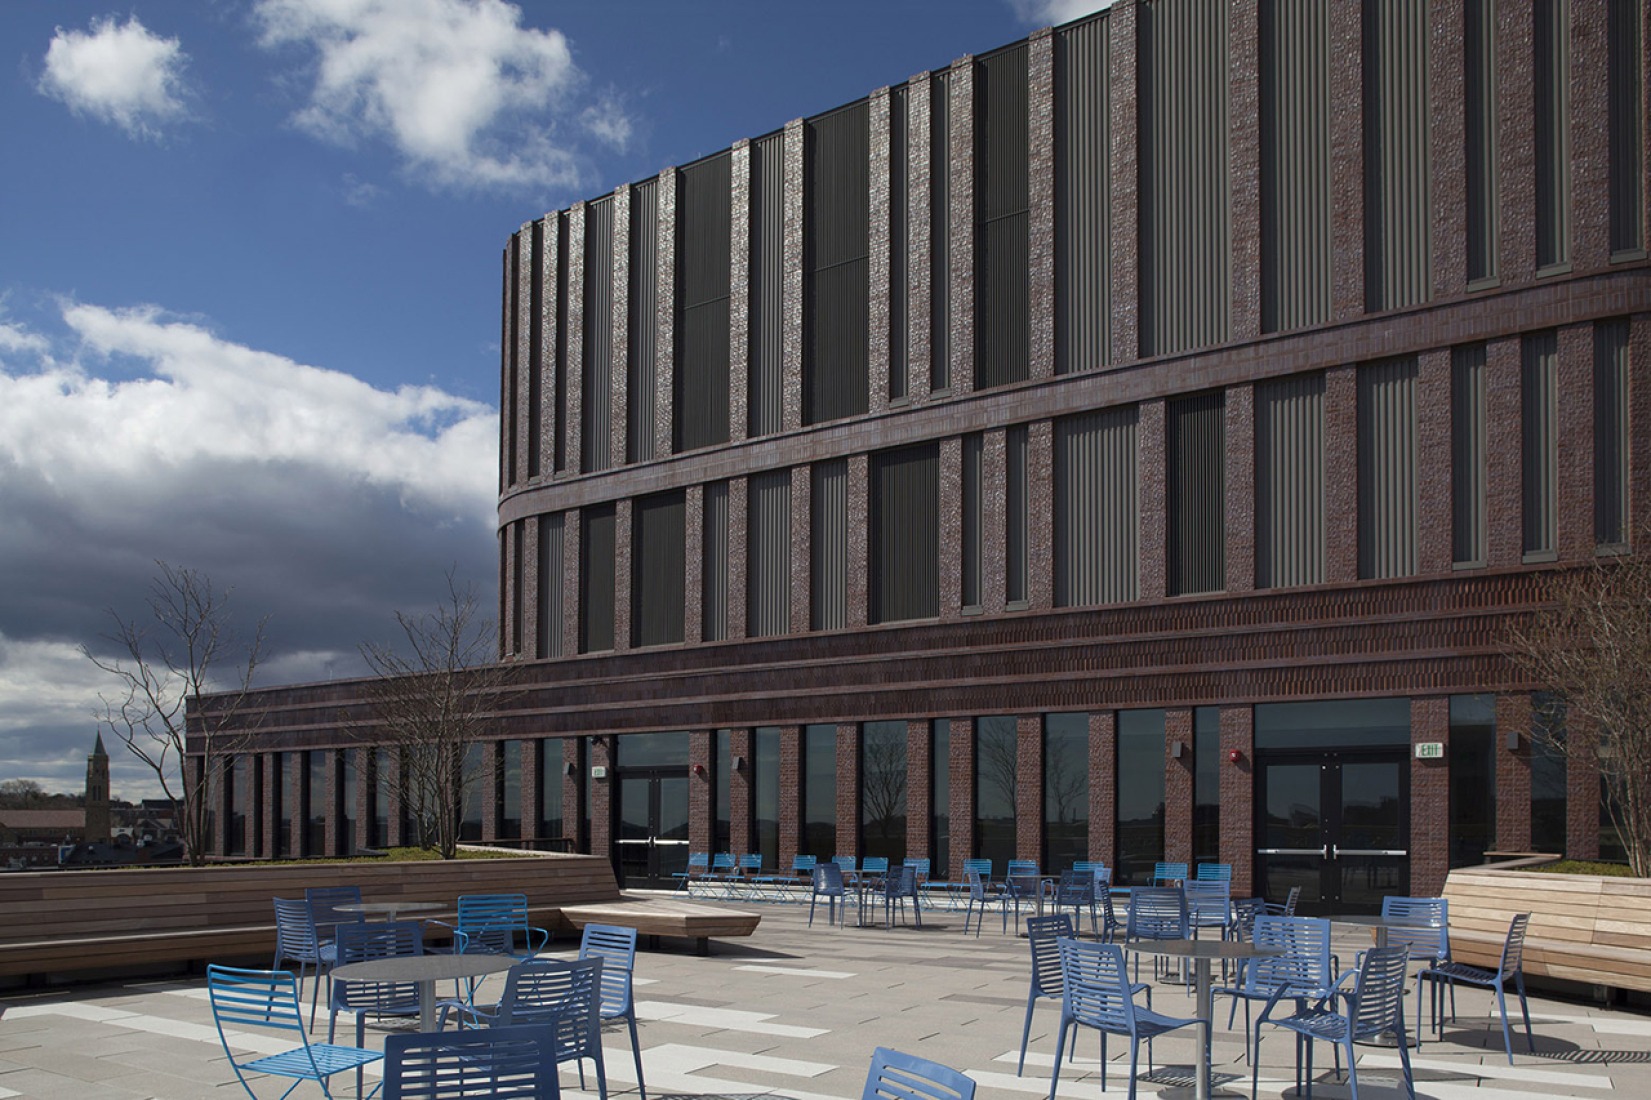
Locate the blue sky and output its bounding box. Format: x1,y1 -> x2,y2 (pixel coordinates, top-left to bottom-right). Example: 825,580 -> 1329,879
0,0 -> 1102,799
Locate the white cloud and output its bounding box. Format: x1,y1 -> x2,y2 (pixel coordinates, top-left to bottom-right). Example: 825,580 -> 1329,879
38,15 -> 190,138
256,0 -> 620,194
1008,0 -> 1114,26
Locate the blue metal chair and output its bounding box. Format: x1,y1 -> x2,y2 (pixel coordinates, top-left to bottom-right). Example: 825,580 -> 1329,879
782,854 -> 818,901
272,896 -> 337,1028
1195,863 -> 1232,882
673,851 -> 708,892
735,853 -> 764,899
1258,943 -> 1416,1100
809,862 -> 850,927
578,923 -> 646,1100
1125,886 -> 1189,982
879,864 -> 923,928
207,964 -> 383,1100
383,1022 -> 560,1100
1052,868 -> 1100,938
1380,895 -> 1450,1042
960,869 -> 1005,937
1153,861 -> 1189,886
1018,914 -> 1076,1075
1264,884 -> 1302,917
1047,939 -> 1203,1100
1417,912 -> 1534,1064
306,885 -> 365,945
861,855 -> 891,882
1002,862 -> 1046,934
1094,883 -> 1125,943
862,1047 -> 976,1100
435,893 -> 551,959
1215,915 -> 1336,1052
904,857 -> 931,884
1184,879 -> 1233,940
441,957 -> 608,1099
706,852 -> 738,897
328,920 -> 424,1048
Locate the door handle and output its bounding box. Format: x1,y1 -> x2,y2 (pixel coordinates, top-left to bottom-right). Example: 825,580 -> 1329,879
1257,847 -> 1328,857
1333,847 -> 1407,857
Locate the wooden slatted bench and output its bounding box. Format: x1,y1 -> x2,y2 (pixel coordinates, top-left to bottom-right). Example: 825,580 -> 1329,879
1442,867 -> 1651,994
559,895 -> 762,955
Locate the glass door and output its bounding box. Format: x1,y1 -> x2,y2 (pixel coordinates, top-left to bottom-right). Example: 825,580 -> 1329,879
1255,751 -> 1409,915
615,769 -> 690,889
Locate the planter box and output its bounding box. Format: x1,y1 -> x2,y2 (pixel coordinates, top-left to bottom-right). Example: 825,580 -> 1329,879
1443,866 -> 1651,994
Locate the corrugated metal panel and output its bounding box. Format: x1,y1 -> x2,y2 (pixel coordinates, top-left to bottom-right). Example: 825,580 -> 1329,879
1451,345 -> 1488,565
1141,0 -> 1231,357
1522,331 -> 1559,556
538,513 -> 564,658
1006,424 -> 1029,603
1168,393 -> 1225,595
890,84 -> 910,402
810,459 -> 848,630
1256,374 -> 1325,587
583,196 -> 614,472
1054,406 -> 1138,606
1595,321 -> 1630,545
1534,0 -> 1571,269
1357,358 -> 1418,579
1055,15 -> 1110,374
1608,1 -> 1644,254
579,504 -> 616,653
503,236 -> 518,486
1465,0 -> 1498,282
676,153 -> 732,452
633,490 -> 685,647
554,212 -> 569,472
702,481 -> 729,641
747,470 -> 791,637
871,445 -> 939,623
510,521 -> 524,655
628,179 -> 659,463
750,134 -> 786,437
962,432 -> 982,607
1260,0 -> 1330,333
805,103 -> 870,424
1363,0 -> 1432,311
930,69 -> 952,392
976,46 -> 1029,390
527,222 -> 543,476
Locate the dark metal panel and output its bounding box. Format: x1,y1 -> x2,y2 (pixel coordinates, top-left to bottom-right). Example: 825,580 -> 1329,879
1054,406 -> 1137,606
676,153 -> 732,452
1595,321 -> 1631,545
1141,0 -> 1231,356
750,134 -> 786,437
1465,0 -> 1498,283
702,481 -> 729,641
583,196 -> 614,472
890,83 -> 910,403
1256,373 -> 1325,588
1356,358 -> 1419,579
628,179 -> 659,463
930,69 -> 952,392
747,470 -> 791,637
962,431 -> 982,608
1055,15 -> 1110,374
527,222 -> 544,476
1363,0 -> 1432,311
871,445 -> 940,624
1521,331 -> 1559,556
538,513 -> 564,658
1451,345 -> 1488,565
1168,392 -> 1225,595
805,103 -> 870,424
632,490 -> 686,647
811,459 -> 848,630
1260,0 -> 1331,333
1006,424 -> 1029,604
504,235 -> 519,486
579,504 -> 616,653
1607,0 -> 1644,255
1534,0 -> 1571,269
554,212 -> 569,472
975,45 -> 1029,390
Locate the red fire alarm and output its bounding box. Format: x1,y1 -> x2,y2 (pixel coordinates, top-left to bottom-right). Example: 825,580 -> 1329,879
1227,749 -> 1243,764
692,763 -> 706,776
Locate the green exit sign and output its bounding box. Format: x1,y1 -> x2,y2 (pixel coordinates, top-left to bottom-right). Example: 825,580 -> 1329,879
1414,742 -> 1445,760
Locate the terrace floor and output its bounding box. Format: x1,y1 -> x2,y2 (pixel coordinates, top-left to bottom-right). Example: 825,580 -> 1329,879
2,891 -> 1648,1099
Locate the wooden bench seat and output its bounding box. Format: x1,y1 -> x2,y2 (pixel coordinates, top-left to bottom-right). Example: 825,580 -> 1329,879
559,894 -> 762,955
1442,867 -> 1651,994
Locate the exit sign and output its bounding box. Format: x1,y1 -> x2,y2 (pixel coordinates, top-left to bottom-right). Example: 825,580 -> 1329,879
1414,742 -> 1445,760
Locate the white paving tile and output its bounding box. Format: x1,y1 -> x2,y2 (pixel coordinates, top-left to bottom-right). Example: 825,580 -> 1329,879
1360,1052 -> 1614,1090
4,1003 -> 140,1023
637,1000 -> 829,1038
644,1041 -> 836,1077
735,964 -> 856,979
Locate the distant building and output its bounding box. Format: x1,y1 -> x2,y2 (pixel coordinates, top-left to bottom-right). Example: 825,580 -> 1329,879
0,736 -> 110,867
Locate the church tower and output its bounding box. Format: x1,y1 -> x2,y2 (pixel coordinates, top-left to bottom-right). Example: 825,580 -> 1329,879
84,733 -> 111,843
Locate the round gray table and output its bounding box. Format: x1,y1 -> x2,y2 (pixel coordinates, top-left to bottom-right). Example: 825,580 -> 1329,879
334,900 -> 445,922
330,953 -> 517,1031
1121,939 -> 1281,1100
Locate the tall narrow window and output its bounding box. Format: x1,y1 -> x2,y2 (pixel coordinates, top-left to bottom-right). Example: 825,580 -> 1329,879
340,749 -> 355,855
537,513 -> 564,658
861,721 -> 908,862
527,221 -> 543,476
539,741 -> 565,846
1534,0 -> 1572,271
579,504 -> 616,653
628,179 -> 659,462
974,716 -> 1018,867
1530,695 -> 1567,853
871,444 -> 940,623
962,433 -> 984,609
702,482 -> 729,641
1452,346 -> 1489,566
1168,393 -> 1225,596
1464,0 -> 1498,284
1193,707 -> 1219,867
890,84 -> 911,403
1363,0 -> 1432,311
1260,0 -> 1332,331
1595,321 -> 1630,547
931,719 -> 951,875
275,752 -> 292,858
753,727 -> 781,873
371,748 -> 390,850
1256,374 -> 1325,587
459,745 -> 482,843
975,45 -> 1029,389
1115,709 -> 1166,886
675,154 -> 732,451
1522,332 -> 1559,559
553,212 -> 569,473
227,756 -> 247,856
802,724 -> 837,857
747,471 -> 791,637
1449,695 -> 1497,867
1607,0 -> 1645,257
930,69 -> 952,393
804,103 -> 870,424
510,522 -> 523,655
499,740 -> 521,840
1006,426 -> 1029,606
811,460 -> 848,631
1357,358 -> 1419,579
714,730 -> 731,855
1043,713 -> 1089,871
750,135 -> 786,436
307,750 -> 328,856
582,196 -> 615,471
1055,407 -> 1137,606
632,490 -> 686,647
1055,14 -> 1111,372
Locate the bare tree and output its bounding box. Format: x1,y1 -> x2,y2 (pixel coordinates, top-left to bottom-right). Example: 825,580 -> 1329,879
1504,550 -> 1651,877
84,562 -> 267,866
359,572 -> 508,859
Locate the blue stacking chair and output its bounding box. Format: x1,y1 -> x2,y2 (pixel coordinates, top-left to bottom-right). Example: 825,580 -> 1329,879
783,854 -> 818,901
1216,915 -> 1336,1053
706,852 -> 739,897
1195,862 -> 1232,882
272,896 -> 337,1029
578,923 -> 647,1100
1052,868 -> 1100,938
1125,886 -> 1190,983
1418,912 -> 1534,1064
904,857 -> 931,884
1380,896 -> 1450,1042
440,957 -> 607,1099
736,853 -> 764,899
960,869 -> 1006,937
879,864 -> 923,928
1047,940 -> 1203,1100
861,855 -> 891,881
673,852 -> 709,892
382,1023 -> 559,1100
862,1047 -> 975,1100
208,964 -> 383,1100
435,893 -> 551,959
1184,879 -> 1233,940
1258,943 -> 1416,1100
328,920 -> 424,1046
1153,862 -> 1189,886
810,862 -> 851,927
1002,861 -> 1046,934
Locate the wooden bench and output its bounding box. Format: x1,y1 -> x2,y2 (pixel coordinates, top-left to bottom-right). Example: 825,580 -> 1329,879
560,894 -> 762,955
1442,867 -> 1651,994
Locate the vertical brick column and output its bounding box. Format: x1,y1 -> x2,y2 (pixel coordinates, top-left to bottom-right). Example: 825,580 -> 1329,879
610,185 -> 632,465
730,728 -> 753,855
564,202 -> 586,474
1323,366 -> 1358,583
1567,712 -> 1601,860
837,722 -> 861,858
938,436 -> 964,620
689,730 -> 713,853
538,214 -> 561,477
1027,29 -> 1056,380
210,754 -> 230,857
782,122 -> 805,432
868,89 -> 894,413
727,477 -> 749,640
1228,0 -> 1261,341
1484,339 -> 1525,568
655,169 -> 677,457
260,751 -> 278,857
1138,400 -> 1167,600
907,720 -> 933,861
1026,421 -> 1054,610
1163,709 -> 1194,866
1089,711 -> 1117,865
1410,698 -> 1450,897
1557,323 -> 1596,562
385,747 -> 406,849
847,454 -> 870,628
779,726 -> 801,870
728,141 -> 751,443
951,717 -> 975,878
1569,2 -> 1610,272
906,71 -> 933,404
1109,0 -> 1140,364
588,736 -> 614,864
1219,706 -> 1255,895
1417,350 -> 1453,574
562,509 -> 581,657
1329,0 -> 1365,320
1224,384 -> 1255,594
684,484 -> 704,646
1631,317 -> 1651,540
949,57 -> 976,394
613,499 -> 633,651
789,465 -> 811,634
1429,0 -> 1467,298
520,739 -> 541,846
1495,694 -> 1533,852
981,429 -> 1007,614
287,755 -> 304,856
1497,3 -> 1535,287
1017,714 -> 1043,864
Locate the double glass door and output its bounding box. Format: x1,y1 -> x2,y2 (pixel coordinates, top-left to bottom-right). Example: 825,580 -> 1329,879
615,769 -> 689,889
1255,751 -> 1409,915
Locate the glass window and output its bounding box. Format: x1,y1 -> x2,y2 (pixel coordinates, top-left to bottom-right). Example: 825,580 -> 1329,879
370,748 -> 390,850
1449,695 -> 1496,867
227,756 -> 247,856
714,729 -> 731,854
307,750 -> 328,856
803,724 -> 837,857
1043,713 -> 1088,871
276,752 -> 292,858
1253,699 -> 1411,751
932,719 -> 951,875
340,749 -> 356,854
862,721 -> 908,862
1193,707 -> 1220,866
1115,710 -> 1165,886
619,732 -> 690,767
1530,695 -> 1567,853
753,727 -> 781,870
974,716 -> 1019,866
499,740 -> 521,840
460,744 -> 484,843
538,741 -> 565,847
